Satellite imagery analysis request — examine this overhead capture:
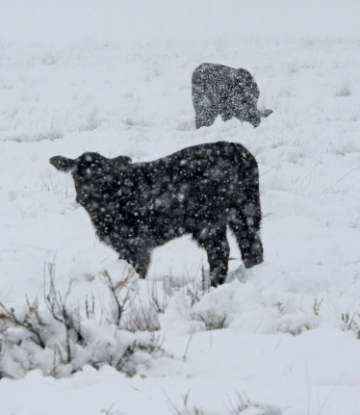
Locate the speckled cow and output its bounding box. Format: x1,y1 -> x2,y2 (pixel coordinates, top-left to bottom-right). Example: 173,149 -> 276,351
192,63 -> 272,129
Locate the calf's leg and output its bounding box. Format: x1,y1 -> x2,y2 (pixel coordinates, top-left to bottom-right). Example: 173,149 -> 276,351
228,208 -> 263,268
117,244 -> 151,279
194,226 -> 229,287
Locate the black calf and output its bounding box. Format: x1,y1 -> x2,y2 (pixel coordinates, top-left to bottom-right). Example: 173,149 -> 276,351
50,141 -> 263,286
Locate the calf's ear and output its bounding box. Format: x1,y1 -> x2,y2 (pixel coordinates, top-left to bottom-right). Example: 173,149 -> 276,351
112,155 -> 132,169
50,156 -> 76,172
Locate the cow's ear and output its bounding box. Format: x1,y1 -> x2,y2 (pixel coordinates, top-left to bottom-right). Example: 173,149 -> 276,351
50,156 -> 76,172
112,155 -> 132,169
260,109 -> 273,118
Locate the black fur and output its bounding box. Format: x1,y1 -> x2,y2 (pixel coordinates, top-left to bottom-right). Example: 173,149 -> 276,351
50,141 -> 263,286
192,63 -> 273,129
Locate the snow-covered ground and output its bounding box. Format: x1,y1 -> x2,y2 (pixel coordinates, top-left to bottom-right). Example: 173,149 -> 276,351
1,0 -> 360,413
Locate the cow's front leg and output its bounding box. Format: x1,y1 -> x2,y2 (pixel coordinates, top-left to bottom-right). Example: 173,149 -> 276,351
195,108 -> 217,129
220,105 -> 233,123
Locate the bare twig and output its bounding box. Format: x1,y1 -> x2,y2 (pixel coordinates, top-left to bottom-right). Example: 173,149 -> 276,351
312,298 -> 323,316
0,298 -> 46,348
100,270 -> 124,326
101,403 -> 123,415
44,261 -> 84,363
274,301 -> 285,315
342,312 -> 360,339
183,335 -> 193,362
227,392 -> 259,415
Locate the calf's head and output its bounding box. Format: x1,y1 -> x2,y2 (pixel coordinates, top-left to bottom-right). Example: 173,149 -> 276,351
50,152 -> 132,206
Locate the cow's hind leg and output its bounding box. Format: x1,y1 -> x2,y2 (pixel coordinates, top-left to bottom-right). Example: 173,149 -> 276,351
193,226 -> 229,287
228,208 -> 263,269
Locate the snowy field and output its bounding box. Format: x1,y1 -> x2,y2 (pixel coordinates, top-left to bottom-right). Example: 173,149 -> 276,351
1,0 -> 360,414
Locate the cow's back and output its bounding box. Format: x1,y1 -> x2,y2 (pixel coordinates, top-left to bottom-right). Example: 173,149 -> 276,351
192,63 -> 256,92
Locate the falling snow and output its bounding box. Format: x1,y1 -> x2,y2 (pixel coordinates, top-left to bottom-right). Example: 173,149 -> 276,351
1,0 -> 360,414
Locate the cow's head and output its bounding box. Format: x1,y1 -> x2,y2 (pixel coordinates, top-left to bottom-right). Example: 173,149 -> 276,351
232,103 -> 261,128
231,78 -> 273,128
233,104 -> 273,128
50,152 -> 132,206
226,85 -> 260,128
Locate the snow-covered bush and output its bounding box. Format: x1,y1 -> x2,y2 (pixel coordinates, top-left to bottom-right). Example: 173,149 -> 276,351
342,312 -> 360,338
0,260 -> 352,381
227,393 -> 282,415
166,391 -> 282,415
0,263 -> 167,380
185,278 -> 324,336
